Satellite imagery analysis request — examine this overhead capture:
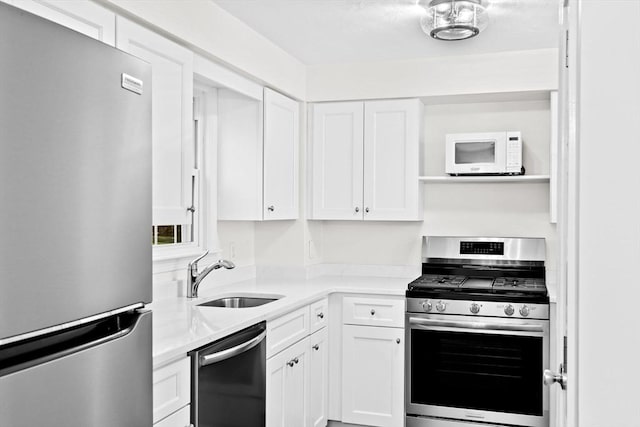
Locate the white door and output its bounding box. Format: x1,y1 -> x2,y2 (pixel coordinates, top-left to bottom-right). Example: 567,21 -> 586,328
266,338 -> 309,427
363,99 -> 421,221
7,0 -> 115,45
341,325 -> 404,427
263,87 -> 299,220
547,2 -> 575,427
307,328 -> 328,427
310,102 -> 365,220
116,18 -> 194,229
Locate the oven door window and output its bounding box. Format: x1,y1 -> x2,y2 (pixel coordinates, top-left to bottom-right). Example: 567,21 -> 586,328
455,141 -> 496,164
411,329 -> 543,416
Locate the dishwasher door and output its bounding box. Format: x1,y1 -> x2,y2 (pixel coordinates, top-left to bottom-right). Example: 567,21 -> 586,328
191,321 -> 266,427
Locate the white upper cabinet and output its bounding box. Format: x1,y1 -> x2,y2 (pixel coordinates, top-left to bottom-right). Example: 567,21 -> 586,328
218,87 -> 300,221
310,98 -> 423,221
363,99 -> 422,220
7,0 -> 115,45
311,102 -> 364,220
263,88 -> 300,220
116,18 -> 194,227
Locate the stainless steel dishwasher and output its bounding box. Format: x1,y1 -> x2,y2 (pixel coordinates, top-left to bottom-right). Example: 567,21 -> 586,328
190,322 -> 266,427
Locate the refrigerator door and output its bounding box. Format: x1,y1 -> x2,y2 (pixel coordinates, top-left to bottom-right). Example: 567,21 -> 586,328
0,3 -> 152,339
0,310 -> 152,427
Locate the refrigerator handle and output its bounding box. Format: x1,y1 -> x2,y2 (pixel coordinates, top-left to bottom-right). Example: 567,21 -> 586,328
0,310 -> 148,378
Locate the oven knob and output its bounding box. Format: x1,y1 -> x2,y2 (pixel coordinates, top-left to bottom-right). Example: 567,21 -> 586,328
421,300 -> 433,312
436,301 -> 447,312
519,305 -> 530,317
470,303 -> 480,314
504,304 -> 515,316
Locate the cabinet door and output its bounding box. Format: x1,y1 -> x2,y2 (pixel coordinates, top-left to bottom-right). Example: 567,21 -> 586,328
266,337 -> 310,427
310,102 -> 364,220
116,18 -> 194,228
7,0 -> 115,45
308,328 -> 328,427
342,325 -> 404,427
363,99 -> 422,221
263,88 -> 299,220
154,405 -> 190,427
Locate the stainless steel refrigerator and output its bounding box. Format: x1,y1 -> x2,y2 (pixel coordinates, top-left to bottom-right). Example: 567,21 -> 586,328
0,3 -> 152,426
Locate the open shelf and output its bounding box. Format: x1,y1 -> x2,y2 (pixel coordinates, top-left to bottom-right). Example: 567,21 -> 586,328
419,175 -> 550,184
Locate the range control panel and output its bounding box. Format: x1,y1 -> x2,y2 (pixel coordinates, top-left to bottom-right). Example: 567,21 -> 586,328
460,241 -> 505,256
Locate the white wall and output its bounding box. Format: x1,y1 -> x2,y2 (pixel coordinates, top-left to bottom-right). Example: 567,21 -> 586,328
576,1 -> 640,425
100,0 -> 306,99
307,49 -> 558,101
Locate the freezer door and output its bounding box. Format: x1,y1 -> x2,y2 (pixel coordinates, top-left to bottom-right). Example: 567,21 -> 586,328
0,3 -> 152,339
0,310 -> 152,427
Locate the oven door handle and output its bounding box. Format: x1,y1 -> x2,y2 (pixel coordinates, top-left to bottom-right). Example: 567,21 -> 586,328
409,317 -> 544,333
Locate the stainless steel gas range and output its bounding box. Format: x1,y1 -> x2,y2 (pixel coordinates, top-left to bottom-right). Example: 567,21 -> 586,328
405,236 -> 550,427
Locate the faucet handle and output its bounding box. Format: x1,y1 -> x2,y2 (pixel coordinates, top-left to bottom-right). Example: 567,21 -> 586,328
188,250 -> 209,272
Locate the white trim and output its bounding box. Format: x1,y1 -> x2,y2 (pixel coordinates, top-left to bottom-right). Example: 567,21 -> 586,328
193,54 -> 263,101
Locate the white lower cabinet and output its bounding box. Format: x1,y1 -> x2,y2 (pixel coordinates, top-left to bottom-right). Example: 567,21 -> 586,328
308,328 -> 329,427
267,336 -> 310,427
341,306 -> 404,427
266,299 -> 329,427
153,357 -> 191,426
154,405 -> 191,427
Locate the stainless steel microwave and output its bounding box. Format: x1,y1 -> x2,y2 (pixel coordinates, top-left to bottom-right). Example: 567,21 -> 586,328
445,131 -> 523,176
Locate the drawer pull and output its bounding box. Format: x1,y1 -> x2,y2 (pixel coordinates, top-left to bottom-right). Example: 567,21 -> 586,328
370,309 -> 376,316
287,360 -> 295,367
312,344 -> 320,351
317,312 -> 324,319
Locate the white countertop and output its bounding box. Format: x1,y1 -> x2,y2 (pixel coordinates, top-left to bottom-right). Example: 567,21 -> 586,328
150,275 -> 409,367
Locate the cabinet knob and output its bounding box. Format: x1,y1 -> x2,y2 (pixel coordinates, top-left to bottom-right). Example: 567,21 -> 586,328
396,338 -> 401,344
355,207 -> 360,213
267,205 -> 275,212
287,360 -> 295,367
317,312 -> 324,319
294,357 -> 299,364
312,344 -> 320,351
365,207 -> 370,213
370,309 -> 376,316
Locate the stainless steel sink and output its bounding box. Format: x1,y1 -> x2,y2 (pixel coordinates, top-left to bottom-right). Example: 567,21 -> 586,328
198,296 -> 281,308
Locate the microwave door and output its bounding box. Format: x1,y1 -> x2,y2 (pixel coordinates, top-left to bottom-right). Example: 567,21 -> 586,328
446,132 -> 508,175
455,140 -> 496,165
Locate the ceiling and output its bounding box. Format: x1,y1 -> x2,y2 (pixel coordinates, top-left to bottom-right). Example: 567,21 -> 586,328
212,0 -> 561,66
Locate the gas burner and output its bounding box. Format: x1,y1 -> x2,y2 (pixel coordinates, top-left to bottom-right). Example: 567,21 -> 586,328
412,274 -> 465,288
493,277 -> 546,293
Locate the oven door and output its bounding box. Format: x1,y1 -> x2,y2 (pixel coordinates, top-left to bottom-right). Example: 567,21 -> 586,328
406,313 -> 549,427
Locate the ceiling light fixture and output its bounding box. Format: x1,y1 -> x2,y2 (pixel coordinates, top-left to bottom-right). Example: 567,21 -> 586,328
418,0 -> 489,41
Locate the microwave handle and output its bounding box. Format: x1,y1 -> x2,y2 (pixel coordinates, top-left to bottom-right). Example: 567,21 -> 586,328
409,317 -> 544,333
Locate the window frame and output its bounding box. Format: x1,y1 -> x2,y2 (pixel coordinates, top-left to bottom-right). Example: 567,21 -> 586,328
152,83 -> 220,272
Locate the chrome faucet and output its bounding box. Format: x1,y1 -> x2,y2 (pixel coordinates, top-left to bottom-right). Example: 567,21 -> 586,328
187,251 -> 235,298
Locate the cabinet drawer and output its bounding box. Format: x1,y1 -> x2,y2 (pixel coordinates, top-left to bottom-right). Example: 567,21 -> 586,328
154,404 -> 191,427
309,298 -> 328,334
267,306 -> 309,358
342,296 -> 404,328
153,357 -> 191,424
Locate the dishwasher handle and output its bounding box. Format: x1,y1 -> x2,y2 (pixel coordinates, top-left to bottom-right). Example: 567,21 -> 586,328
200,330 -> 266,367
